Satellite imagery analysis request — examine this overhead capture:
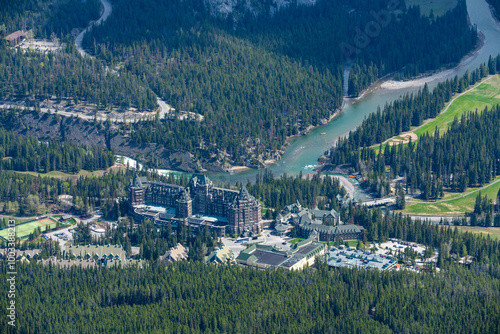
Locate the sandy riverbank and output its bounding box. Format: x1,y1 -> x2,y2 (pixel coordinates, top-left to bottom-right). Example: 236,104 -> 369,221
227,166 -> 251,173
380,32 -> 485,90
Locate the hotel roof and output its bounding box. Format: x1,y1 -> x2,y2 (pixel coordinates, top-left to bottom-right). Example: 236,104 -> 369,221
236,238 -> 325,269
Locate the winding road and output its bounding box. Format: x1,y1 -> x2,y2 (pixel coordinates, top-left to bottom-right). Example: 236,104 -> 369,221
75,0 -> 112,57
0,0 -> 175,123
73,0 -> 180,121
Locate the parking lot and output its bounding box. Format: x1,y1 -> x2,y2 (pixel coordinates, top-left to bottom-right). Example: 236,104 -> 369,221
221,229 -> 292,257
44,228 -> 74,250
39,212 -> 103,251
374,239 -> 439,267
19,40 -> 61,53
375,240 -> 427,257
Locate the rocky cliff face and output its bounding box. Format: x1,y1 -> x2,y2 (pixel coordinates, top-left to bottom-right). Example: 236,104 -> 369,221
15,112 -> 205,173
204,0 -> 316,17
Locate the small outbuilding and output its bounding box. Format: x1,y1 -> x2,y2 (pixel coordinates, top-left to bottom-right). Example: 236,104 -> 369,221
4,31 -> 26,45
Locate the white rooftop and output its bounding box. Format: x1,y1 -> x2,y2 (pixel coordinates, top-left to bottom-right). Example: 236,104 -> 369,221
134,205 -> 175,214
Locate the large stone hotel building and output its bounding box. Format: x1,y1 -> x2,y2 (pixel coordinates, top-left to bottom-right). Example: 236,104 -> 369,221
129,174 -> 262,236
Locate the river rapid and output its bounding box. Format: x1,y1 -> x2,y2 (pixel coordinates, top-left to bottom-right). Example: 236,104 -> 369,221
128,0 -> 500,199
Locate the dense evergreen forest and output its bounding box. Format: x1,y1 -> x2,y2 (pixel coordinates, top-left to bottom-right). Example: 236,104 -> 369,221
2,4 -> 500,332
0,0 -> 101,38
329,57 -> 500,197
247,169 -> 344,213
0,0 -> 157,111
348,1 -> 477,95
0,168 -> 132,216
0,160 -> 190,218
0,0 -> 478,166
77,0 -> 477,164
363,106 -> 500,199
75,218 -> 219,261
2,209 -> 500,333
0,43 -> 157,110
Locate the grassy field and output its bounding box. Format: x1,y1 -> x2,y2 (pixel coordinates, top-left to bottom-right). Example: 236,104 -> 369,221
403,176 -> 500,215
325,240 -> 359,247
405,0 -> 457,16
0,217 -> 58,240
372,75 -> 500,155
374,75 -> 500,215
289,238 -> 358,247
441,226 -> 500,240
415,76 -> 500,137
16,170 -> 93,179
400,76 -> 500,215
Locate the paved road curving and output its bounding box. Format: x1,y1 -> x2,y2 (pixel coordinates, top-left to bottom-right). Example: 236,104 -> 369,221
75,0 -> 113,57
73,1 -> 176,120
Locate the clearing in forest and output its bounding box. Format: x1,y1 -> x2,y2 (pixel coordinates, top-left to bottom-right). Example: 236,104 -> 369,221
415,75 -> 500,137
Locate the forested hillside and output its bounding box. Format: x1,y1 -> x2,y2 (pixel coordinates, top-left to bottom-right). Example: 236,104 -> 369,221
329,56 -> 500,198
0,43 -> 157,110
0,169 -> 132,216
0,0 -> 101,38
77,0 -> 477,167
0,126 -> 114,173
348,1 -> 477,95
0,0 -> 480,169
0,0 -> 158,111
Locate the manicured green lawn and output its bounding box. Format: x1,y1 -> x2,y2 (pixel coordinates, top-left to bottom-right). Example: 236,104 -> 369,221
289,238 -> 305,244
377,76 -> 500,215
415,76 -> 500,137
441,226 -> 500,240
403,176 -> 500,215
15,169 -> 112,179
372,76 -> 500,155
325,240 -> 358,247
